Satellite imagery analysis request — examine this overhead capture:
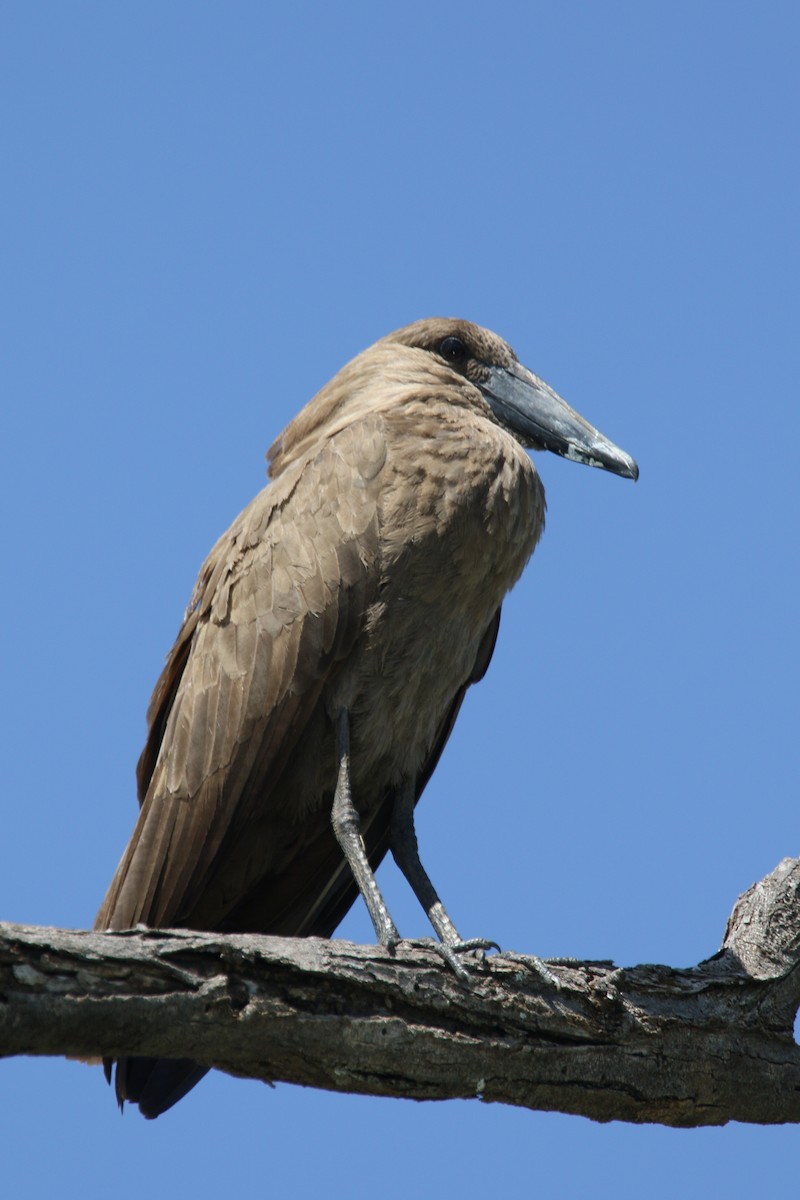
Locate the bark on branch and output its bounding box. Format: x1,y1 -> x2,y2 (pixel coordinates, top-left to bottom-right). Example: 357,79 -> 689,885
2,858 -> 800,1126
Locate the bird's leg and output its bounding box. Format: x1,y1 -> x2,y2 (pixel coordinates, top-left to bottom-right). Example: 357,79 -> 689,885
390,778 -> 499,976
331,707 -> 400,951
390,778 -> 461,943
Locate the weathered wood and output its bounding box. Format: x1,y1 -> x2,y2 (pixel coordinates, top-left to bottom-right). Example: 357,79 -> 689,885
2,857 -> 800,1126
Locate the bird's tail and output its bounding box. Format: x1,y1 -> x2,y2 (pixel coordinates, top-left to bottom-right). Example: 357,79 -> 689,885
105,1056 -> 209,1119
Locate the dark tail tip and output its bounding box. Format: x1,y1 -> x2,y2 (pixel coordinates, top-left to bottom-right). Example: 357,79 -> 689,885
105,1056 -> 210,1119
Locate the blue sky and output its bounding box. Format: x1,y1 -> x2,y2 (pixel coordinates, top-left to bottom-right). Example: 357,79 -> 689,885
2,3 -> 798,1196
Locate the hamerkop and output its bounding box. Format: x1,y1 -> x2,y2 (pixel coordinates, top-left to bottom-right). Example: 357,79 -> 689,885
96,318 -> 638,1116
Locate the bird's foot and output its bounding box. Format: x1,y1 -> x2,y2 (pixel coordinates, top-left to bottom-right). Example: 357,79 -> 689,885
493,950 -> 563,990
406,936 -> 501,981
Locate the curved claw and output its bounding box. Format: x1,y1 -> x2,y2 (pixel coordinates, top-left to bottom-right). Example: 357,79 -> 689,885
446,937 -> 501,955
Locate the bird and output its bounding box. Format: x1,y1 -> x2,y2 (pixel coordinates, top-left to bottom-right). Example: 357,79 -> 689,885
96,317 -> 638,1117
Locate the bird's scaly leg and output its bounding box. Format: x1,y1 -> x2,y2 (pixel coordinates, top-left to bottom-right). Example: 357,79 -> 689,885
390,778 -> 498,977
331,707 -> 400,950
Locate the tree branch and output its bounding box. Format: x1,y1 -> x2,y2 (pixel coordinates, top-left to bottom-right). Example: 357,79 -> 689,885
2,858 -> 800,1126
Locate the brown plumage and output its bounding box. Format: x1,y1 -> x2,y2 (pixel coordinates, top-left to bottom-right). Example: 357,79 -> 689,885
96,318 -> 637,1116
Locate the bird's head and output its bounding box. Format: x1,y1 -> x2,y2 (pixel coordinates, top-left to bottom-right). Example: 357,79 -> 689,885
269,318 -> 638,482
383,318 -> 639,482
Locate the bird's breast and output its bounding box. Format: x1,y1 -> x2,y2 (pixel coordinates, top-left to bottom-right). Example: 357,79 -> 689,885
334,404 -> 545,784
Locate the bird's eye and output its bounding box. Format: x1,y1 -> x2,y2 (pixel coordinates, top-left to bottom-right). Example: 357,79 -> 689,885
439,335 -> 469,364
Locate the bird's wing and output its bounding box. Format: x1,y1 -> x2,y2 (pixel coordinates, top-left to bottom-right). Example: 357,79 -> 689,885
96,416 -> 387,931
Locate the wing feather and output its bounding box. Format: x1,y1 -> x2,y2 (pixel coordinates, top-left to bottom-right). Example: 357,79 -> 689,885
96,419 -> 385,931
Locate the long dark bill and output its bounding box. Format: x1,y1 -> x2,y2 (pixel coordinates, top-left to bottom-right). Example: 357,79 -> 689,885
480,362 -> 639,481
